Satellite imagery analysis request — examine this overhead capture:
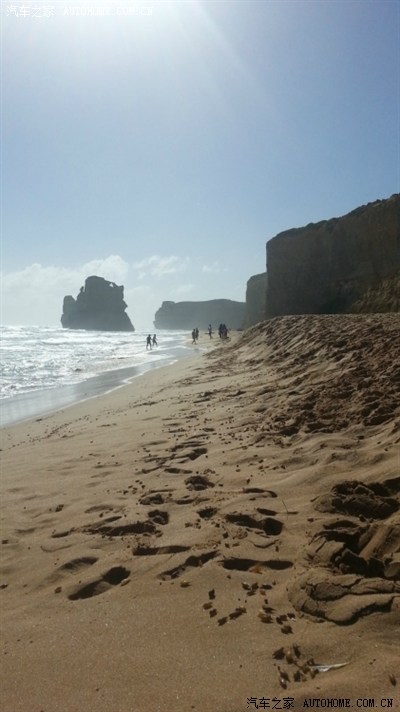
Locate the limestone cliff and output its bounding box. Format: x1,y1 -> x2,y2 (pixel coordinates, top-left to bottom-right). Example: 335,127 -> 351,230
244,273 -> 267,327
266,194 -> 400,317
61,276 -> 134,331
153,299 -> 246,331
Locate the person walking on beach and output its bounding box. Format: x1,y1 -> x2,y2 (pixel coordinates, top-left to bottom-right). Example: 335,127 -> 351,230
208,324 -> 212,339
218,323 -> 228,339
152,334 -> 158,347
191,328 -> 197,344
146,334 -> 152,350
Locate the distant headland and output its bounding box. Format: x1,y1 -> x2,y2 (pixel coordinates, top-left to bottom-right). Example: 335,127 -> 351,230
154,299 -> 246,331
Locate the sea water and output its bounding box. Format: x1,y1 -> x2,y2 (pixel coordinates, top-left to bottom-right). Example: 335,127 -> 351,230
0,326 -> 193,426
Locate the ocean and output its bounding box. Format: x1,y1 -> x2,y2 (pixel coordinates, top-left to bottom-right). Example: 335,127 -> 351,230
0,326 -> 194,427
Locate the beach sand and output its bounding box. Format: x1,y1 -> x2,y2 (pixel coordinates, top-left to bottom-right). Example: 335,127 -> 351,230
1,314 -> 399,712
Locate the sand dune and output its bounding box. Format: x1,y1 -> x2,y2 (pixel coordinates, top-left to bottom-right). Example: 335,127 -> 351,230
1,314 -> 399,711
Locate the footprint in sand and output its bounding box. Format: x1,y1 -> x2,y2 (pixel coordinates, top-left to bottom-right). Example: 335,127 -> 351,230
185,475 -> 215,491
221,557 -> 293,572
225,512 -> 283,536
256,507 -> 279,516
51,529 -> 72,539
178,447 -> 208,462
197,506 -> 218,519
47,556 -> 98,584
59,556 -> 98,572
174,495 -> 203,505
170,440 -> 208,463
148,509 -> 169,525
84,504 -> 114,514
164,466 -> 192,475
15,527 -> 36,536
133,544 -> 189,556
139,492 -> 165,506
243,487 -> 278,498
158,551 -> 217,580
82,519 -> 159,536
68,566 -> 130,600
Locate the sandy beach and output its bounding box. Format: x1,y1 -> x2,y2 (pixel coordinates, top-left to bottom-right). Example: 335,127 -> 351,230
1,314 -> 399,712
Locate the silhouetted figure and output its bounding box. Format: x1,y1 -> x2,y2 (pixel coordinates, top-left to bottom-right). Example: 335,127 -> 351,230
195,327 -> 199,341
146,334 -> 152,350
192,329 -> 197,344
208,324 -> 212,339
218,323 -> 228,339
152,334 -> 158,346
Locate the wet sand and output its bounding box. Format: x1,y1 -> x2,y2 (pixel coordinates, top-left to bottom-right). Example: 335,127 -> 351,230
1,315 -> 399,712
1,346 -> 195,428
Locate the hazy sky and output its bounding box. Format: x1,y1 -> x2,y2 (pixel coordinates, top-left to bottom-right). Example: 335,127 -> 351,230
1,0 -> 399,329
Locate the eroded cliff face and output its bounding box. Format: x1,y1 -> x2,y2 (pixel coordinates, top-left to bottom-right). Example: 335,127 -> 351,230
244,273 -> 267,327
153,299 -> 246,330
350,273 -> 400,313
266,194 -> 400,317
61,276 -> 134,331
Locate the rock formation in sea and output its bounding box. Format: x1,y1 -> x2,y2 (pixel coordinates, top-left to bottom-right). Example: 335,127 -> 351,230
153,299 -> 246,331
61,276 -> 135,331
265,193 -> 400,318
244,272 -> 267,327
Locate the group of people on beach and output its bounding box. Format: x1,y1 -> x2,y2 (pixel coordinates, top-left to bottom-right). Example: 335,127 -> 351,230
146,325 -> 228,350
191,323 -> 229,344
191,327 -> 199,344
146,334 -> 158,350
218,323 -> 229,339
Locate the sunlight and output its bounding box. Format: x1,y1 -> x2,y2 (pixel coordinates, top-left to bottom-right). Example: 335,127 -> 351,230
189,0 -> 264,99
156,0 -> 277,126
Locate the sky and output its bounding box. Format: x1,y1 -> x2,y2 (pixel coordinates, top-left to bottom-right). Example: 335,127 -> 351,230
1,0 -> 399,329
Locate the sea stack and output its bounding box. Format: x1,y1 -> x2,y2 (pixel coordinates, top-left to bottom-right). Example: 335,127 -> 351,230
61,276 -> 135,331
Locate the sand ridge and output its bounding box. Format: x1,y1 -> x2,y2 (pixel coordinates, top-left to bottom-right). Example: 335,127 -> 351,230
0,314 -> 399,711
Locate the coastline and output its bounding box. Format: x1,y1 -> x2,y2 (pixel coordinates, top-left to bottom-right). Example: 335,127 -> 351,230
0,345 -> 198,428
1,315 -> 399,712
